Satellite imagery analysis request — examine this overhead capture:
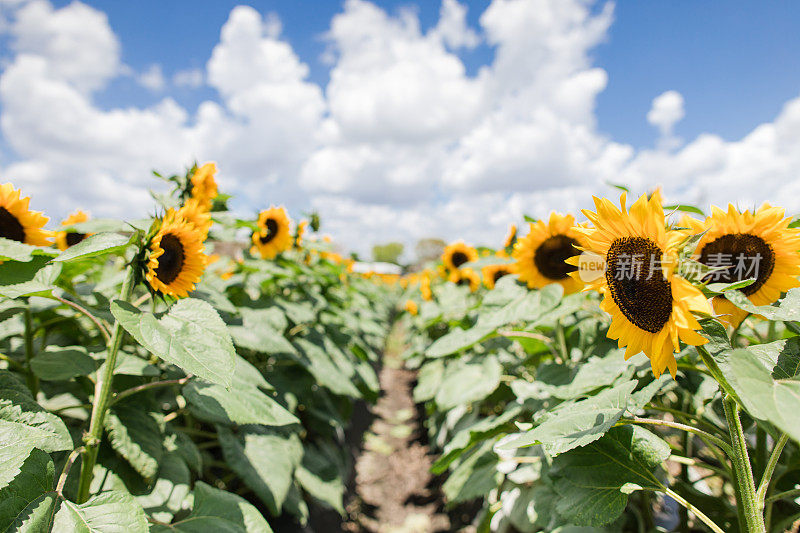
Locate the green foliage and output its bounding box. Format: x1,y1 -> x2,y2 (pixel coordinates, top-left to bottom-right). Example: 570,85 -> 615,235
371,241 -> 404,264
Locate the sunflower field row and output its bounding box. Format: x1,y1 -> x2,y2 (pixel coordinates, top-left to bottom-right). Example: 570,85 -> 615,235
398,193 -> 800,532
0,166 -> 397,532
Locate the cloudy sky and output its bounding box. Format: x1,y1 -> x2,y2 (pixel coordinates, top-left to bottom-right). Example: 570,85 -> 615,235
1,0 -> 800,257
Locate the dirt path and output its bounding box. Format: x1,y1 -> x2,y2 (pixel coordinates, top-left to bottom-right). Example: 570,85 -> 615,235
344,321 -> 450,533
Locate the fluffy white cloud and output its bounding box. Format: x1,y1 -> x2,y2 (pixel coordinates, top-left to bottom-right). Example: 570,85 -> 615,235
137,64 -> 166,91
0,0 -> 798,259
647,90 -> 684,150
172,68 -> 204,88
8,0 -> 120,93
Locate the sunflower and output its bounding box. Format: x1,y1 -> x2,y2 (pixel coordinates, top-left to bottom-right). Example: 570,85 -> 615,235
683,204 -> 800,326
482,263 -> 514,289
144,209 -> 207,298
178,197 -> 212,240
404,299 -> 419,315
573,192 -> 710,378
294,219 -> 308,249
512,213 -> 585,294
449,267 -> 481,292
0,183 -> 51,246
190,162 -> 218,209
442,241 -> 478,272
420,270 -> 433,301
55,210 -> 92,250
250,206 -> 292,259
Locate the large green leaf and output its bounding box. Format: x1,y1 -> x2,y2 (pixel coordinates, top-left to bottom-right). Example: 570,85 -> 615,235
0,449 -> 56,531
104,401 -> 164,479
0,372 -> 71,489
51,491 -> 149,532
723,287 -> 800,322
292,338 -> 360,397
434,356 -> 503,409
0,239 -> 57,262
294,442 -> 345,514
0,256 -> 61,298
728,347 -> 800,443
136,452 -> 191,523
150,481 -> 273,532
427,284 -> 563,357
550,425 -> 670,526
499,380 -> 637,455
745,337 -> 800,380
442,440 -> 502,503
218,426 -> 303,516
183,380 -> 298,427
111,298 -> 236,387
30,346 -> 97,381
546,351 -> 633,400
52,232 -> 131,263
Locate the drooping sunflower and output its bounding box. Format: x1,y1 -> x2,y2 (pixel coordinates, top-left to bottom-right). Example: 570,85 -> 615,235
442,241 -> 478,272
144,209 -> 207,298
190,162 -> 218,209
0,183 -> 51,246
178,197 -> 212,241
449,267 -> 481,292
482,263 -> 514,289
683,204 -> 800,326
573,192 -> 711,378
512,213 -> 585,294
250,206 -> 293,259
55,210 -> 92,250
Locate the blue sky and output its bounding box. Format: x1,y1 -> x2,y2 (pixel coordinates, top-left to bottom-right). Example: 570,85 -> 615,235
3,0 -> 800,253
48,0 -> 800,148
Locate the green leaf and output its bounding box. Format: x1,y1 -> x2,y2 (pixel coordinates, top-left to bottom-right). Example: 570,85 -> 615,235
0,238 -> 57,262
52,491 -> 149,532
723,287 -> 800,322
295,442 -> 345,514
546,351 -> 633,400
0,256 -> 61,298
728,347 -> 800,443
111,298 -> 236,387
104,401 -> 164,479
0,371 -> 71,488
432,406 -> 521,474
705,278 -> 755,294
745,337 -> 800,379
664,204 -> 705,216
30,346 -> 97,381
442,440 -> 502,503
52,232 -> 131,263
435,356 -> 503,409
292,338 -> 361,397
550,425 -> 670,526
499,380 -> 637,455
183,379 -> 298,427
228,324 -> 297,356
427,284 -> 563,357
218,426 -> 303,516
150,481 -> 273,532
136,452 -> 191,523
0,449 -> 56,531
412,359 -> 444,403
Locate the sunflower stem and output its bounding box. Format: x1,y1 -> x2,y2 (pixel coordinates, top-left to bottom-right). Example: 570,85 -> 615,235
555,319 -> 569,364
618,417 -> 733,457
723,394 -> 766,533
664,488 -> 726,533
23,306 -> 39,397
75,264 -> 137,504
757,433 -> 788,508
